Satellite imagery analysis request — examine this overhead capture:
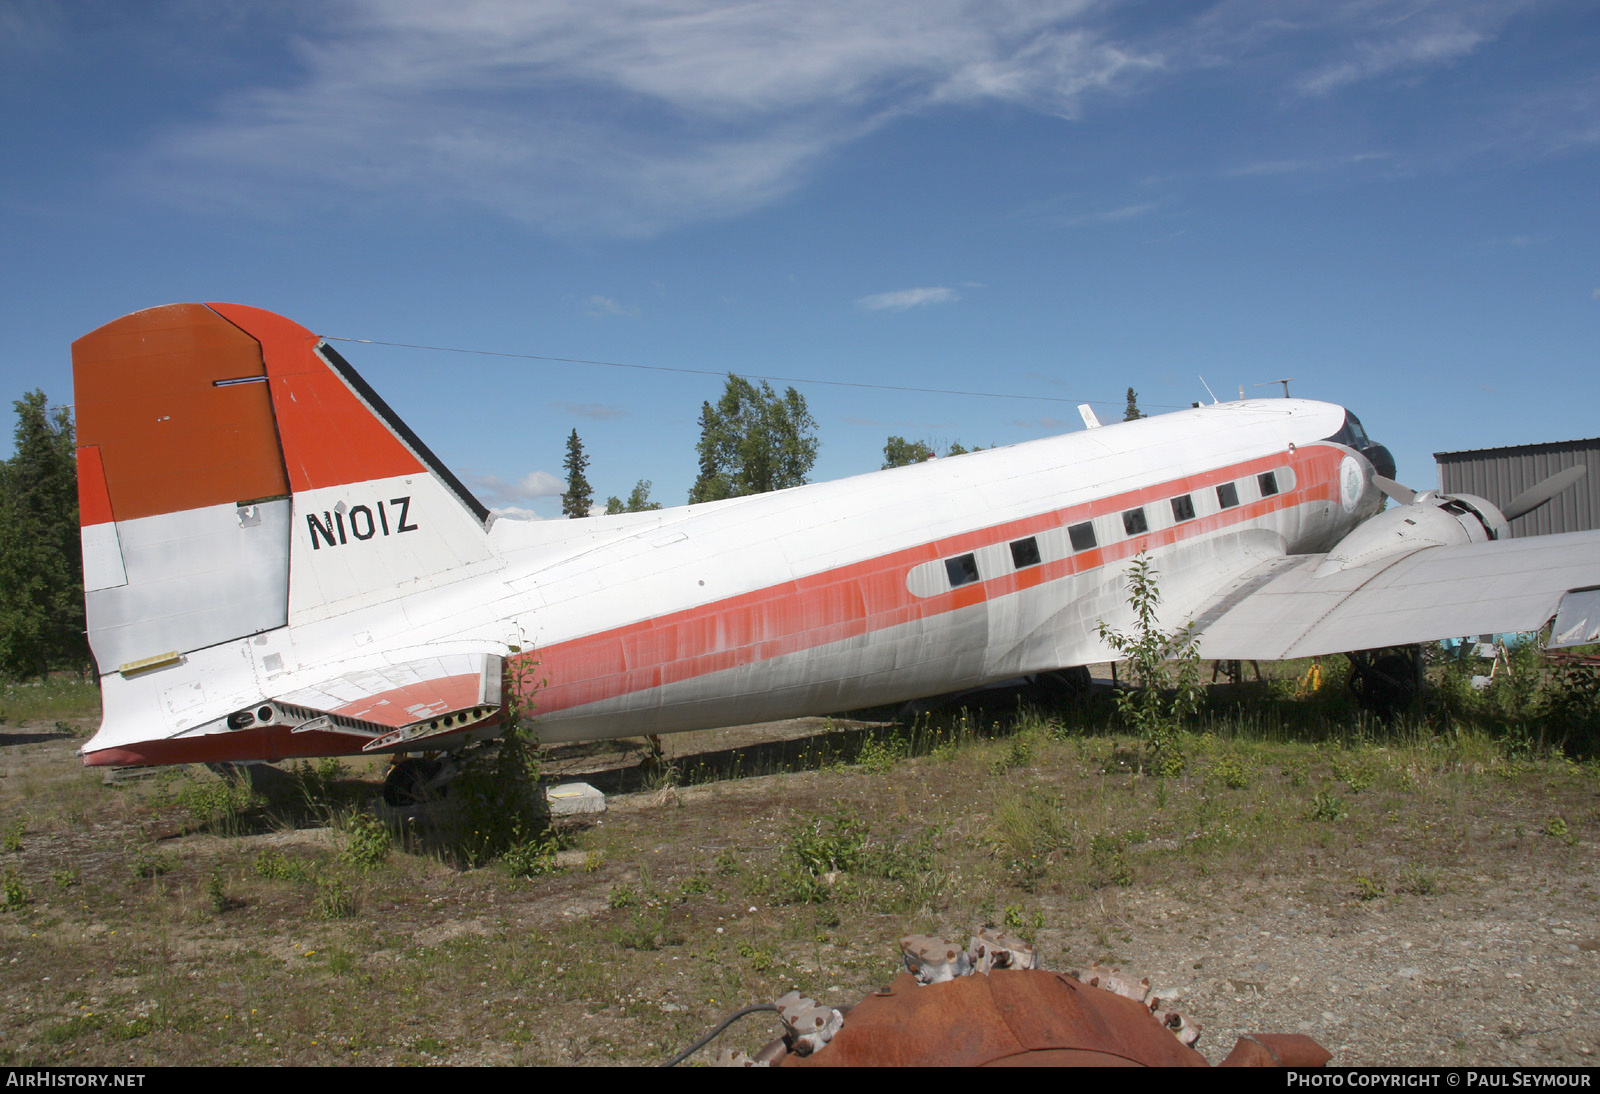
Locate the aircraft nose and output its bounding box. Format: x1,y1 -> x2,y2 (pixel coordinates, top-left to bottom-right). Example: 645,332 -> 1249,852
1361,443 -> 1396,482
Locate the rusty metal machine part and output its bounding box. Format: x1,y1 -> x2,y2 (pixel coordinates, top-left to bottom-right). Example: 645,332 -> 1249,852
704,931 -> 1331,1068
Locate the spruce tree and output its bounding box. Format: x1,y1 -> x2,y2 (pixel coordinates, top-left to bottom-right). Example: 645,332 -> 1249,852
560,429 -> 593,518
0,391 -> 87,677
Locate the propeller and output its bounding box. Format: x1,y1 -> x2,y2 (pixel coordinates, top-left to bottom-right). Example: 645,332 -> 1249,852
1372,476 -> 1415,507
1501,465 -> 1587,522
1371,466 -> 1586,536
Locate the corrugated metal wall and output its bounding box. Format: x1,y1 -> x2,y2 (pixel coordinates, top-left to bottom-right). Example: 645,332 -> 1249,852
1435,438 -> 1600,537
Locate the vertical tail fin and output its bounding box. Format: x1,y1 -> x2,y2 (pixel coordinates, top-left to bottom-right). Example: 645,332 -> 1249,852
73,303 -> 493,676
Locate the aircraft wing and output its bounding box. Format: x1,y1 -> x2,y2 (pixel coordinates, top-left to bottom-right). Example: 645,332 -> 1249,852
1191,530 -> 1600,661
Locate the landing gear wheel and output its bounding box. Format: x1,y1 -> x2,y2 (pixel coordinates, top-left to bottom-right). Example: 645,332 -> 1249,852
382,757 -> 445,808
1035,666 -> 1093,701
1346,647 -> 1422,720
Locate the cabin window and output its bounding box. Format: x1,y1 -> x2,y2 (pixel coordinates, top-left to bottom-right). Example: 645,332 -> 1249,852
1068,521 -> 1097,551
1258,471 -> 1279,497
1010,537 -> 1041,569
1171,494 -> 1195,522
1122,508 -> 1148,536
1217,482 -> 1239,509
945,553 -> 980,587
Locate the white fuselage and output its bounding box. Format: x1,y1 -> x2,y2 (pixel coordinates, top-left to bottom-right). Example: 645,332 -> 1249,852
85,398 -> 1381,762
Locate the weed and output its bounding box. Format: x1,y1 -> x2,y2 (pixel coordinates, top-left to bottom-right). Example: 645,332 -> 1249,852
779,810 -> 867,903
315,876 -> 355,919
130,850 -> 171,880
1398,865 -> 1439,895
1089,832 -> 1133,887
338,812 -> 391,872
608,883 -> 638,909
610,901 -> 683,951
992,791 -> 1068,890
291,756 -> 351,809
713,848 -> 740,876
170,774 -> 261,834
500,828 -> 561,878
1097,553 -> 1203,775
253,847 -> 315,882
2,819 -> 23,852
1353,874 -> 1386,901
447,660 -> 552,869
736,939 -> 776,972
1,868 -> 28,911
1207,752 -> 1252,790
1307,792 -> 1348,822
857,732 -> 907,774
988,731 -> 1037,774
1543,816 -> 1576,846
206,871 -> 230,914
51,867 -> 77,891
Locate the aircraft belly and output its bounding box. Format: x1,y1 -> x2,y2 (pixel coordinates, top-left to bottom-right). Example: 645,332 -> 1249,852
533,602 -> 998,742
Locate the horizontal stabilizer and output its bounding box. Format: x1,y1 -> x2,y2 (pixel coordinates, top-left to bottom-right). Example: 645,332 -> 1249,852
276,653 -> 503,751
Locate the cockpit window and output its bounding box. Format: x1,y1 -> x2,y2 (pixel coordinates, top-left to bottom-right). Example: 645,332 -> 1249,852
1324,411 -> 1370,450
1345,413 -> 1370,449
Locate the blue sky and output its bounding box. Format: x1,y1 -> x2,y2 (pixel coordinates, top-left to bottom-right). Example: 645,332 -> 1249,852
3,0 -> 1596,517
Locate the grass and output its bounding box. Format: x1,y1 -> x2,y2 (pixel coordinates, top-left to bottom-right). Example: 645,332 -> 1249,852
0,675 -> 99,726
0,661 -> 1597,1065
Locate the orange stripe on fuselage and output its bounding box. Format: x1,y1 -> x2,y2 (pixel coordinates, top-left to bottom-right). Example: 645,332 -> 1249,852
524,445 -> 1344,714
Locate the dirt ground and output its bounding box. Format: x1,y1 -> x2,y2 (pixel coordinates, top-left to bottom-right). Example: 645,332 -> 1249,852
2,709 -> 1597,1067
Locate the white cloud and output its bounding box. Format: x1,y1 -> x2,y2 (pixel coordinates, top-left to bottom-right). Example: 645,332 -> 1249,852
462,468 -> 564,509
1225,151 -> 1389,177
130,0 -> 1551,234
1061,200 -> 1161,226
857,286 -> 959,311
140,1 -> 1152,235
1171,0 -> 1528,97
583,295 -> 638,318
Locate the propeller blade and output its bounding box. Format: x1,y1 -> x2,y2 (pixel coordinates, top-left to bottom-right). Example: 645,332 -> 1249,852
1502,465 -> 1587,522
1373,476 -> 1417,506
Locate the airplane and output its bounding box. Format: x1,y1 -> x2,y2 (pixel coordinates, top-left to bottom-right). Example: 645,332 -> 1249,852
71,302 -> 1600,801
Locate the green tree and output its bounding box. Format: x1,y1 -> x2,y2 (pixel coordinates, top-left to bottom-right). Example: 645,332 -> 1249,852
560,429 -> 593,519
688,376 -> 818,503
881,436 -> 980,469
1123,388 -> 1145,421
882,435 -> 933,469
1097,553 -> 1202,776
604,480 -> 663,515
0,391 -> 87,678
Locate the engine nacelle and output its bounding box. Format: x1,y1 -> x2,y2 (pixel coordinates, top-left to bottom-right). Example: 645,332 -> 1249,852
1315,491 -> 1508,577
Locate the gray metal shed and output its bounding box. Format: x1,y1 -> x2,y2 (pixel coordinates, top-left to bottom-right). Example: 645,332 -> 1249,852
1435,438 -> 1600,537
